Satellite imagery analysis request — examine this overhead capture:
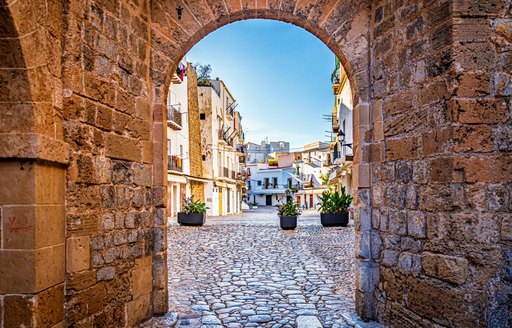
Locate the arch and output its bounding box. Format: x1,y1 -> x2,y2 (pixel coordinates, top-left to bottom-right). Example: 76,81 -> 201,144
149,0 -> 375,321
0,1 -> 67,327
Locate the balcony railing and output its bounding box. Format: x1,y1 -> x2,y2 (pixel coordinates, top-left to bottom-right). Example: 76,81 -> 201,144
236,145 -> 247,154
332,112 -> 339,133
168,155 -> 183,172
167,105 -> 182,130
218,130 -> 233,146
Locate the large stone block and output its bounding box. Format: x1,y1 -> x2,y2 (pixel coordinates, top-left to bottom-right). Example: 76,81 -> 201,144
132,255 -> 153,298
106,133 -> 142,162
407,276 -> 487,327
66,236 -> 91,273
126,293 -> 151,327
421,252 -> 468,284
35,283 -> 65,328
0,244 -> 64,293
2,204 -> 65,249
4,294 -> 34,327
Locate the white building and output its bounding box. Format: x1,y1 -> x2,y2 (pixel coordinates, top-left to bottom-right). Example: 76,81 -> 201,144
330,57 -> 353,195
246,160 -> 298,207
167,58 -> 190,217
294,142 -> 331,209
199,79 -> 245,216
247,140 -> 289,163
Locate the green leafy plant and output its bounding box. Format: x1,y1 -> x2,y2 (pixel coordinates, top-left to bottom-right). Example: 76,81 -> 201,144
317,185 -> 353,213
319,172 -> 330,186
277,200 -> 302,217
182,198 -> 208,215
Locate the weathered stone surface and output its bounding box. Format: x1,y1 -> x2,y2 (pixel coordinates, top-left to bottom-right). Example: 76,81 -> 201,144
421,252 -> 468,285
1,2 -> 509,328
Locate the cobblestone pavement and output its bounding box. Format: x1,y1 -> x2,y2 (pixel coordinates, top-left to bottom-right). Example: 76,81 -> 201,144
143,207 -> 364,327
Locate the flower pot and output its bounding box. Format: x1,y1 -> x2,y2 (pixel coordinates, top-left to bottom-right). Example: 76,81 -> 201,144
320,212 -> 349,227
280,215 -> 297,230
177,212 -> 206,226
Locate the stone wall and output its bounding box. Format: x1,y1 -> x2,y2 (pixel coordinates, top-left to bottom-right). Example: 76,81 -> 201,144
0,0 -> 68,327
366,1 -> 512,327
61,0 -> 158,326
0,0 -> 510,327
187,62 -> 205,202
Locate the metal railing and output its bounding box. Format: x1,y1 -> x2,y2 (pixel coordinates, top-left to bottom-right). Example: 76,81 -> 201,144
168,155 -> 183,172
167,105 -> 182,128
332,112 -> 339,132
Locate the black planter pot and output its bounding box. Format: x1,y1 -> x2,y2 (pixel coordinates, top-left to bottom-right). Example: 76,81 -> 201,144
177,212 -> 206,226
280,216 -> 297,230
320,212 -> 349,227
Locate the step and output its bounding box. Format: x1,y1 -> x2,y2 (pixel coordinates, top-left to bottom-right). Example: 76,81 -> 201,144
296,316 -> 323,328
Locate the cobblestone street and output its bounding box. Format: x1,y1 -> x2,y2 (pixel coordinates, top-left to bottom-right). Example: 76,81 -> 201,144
157,207 -> 358,327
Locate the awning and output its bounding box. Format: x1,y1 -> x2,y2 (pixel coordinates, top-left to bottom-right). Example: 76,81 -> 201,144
168,174 -> 187,184
187,176 -> 211,183
297,187 -> 328,195
215,181 -> 227,188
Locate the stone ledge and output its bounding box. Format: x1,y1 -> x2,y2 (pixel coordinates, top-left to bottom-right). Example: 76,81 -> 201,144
340,312 -> 385,328
0,133 -> 69,165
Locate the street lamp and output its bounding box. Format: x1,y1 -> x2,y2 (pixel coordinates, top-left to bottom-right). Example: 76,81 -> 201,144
337,130 -> 352,149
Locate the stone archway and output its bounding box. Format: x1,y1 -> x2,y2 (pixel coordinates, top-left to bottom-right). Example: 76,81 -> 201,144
149,0 -> 377,322
0,0 -> 510,327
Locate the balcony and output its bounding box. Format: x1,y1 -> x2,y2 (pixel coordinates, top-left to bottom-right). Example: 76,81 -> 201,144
226,103 -> 235,120
167,105 -> 182,130
218,130 -> 234,146
332,112 -> 339,133
236,145 -> 246,154
168,155 -> 183,172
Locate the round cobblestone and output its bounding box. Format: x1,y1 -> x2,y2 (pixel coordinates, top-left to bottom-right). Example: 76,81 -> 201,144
163,207 -> 355,327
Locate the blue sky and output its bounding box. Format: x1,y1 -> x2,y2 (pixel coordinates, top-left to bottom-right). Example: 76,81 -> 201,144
187,19 -> 336,150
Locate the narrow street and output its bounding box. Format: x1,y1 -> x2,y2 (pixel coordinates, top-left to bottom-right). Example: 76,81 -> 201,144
152,207 -> 358,327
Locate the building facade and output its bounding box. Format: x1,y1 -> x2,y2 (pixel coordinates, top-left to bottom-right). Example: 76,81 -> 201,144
294,142 -> 331,209
166,59 -> 206,217
246,162 -> 298,207
329,57 -> 353,195
246,140 -> 289,163
166,58 -> 190,217
199,79 -> 245,216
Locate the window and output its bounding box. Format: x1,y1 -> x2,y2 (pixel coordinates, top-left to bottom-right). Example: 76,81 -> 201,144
179,145 -> 183,158
200,113 -> 206,120
202,155 -> 206,161
287,178 -> 292,188
257,180 -> 262,186
272,177 -> 277,188
264,178 -> 269,189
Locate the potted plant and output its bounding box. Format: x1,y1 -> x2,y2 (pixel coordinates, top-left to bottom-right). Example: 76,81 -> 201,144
177,198 -> 208,226
252,201 -> 258,209
277,200 -> 302,230
317,185 -> 353,227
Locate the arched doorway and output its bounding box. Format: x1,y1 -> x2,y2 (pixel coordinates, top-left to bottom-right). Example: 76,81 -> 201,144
150,1 -> 374,323
0,1 -> 508,327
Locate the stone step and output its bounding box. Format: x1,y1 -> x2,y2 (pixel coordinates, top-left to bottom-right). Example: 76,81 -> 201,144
339,312 -> 385,328
296,315 -> 323,328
